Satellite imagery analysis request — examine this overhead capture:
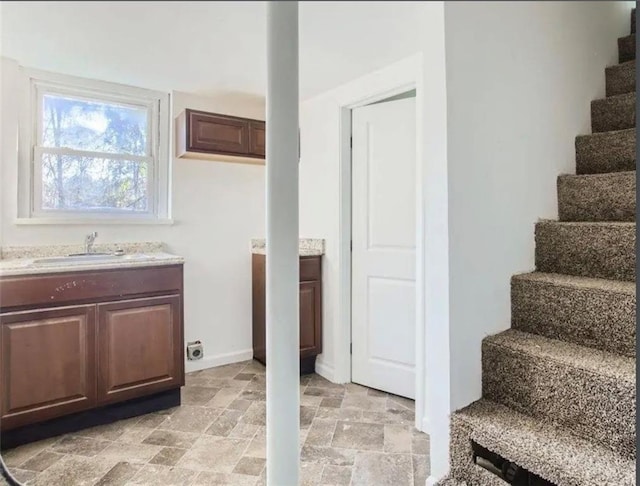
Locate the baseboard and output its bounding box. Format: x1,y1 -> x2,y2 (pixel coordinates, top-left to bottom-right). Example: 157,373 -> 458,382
314,357 -> 335,382
185,348 -> 253,373
420,415 -> 431,435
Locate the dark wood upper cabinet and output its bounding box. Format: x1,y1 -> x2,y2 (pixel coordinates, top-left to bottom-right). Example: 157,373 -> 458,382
176,109 -> 265,165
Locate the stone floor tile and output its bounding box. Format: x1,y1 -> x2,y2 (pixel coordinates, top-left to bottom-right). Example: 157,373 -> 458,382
157,405 -> 221,433
135,412 -> 168,428
127,464 -> 198,485
413,454 -> 430,485
344,383 -> 369,395
305,419 -> 337,447
321,464 -> 353,485
96,461 -> 142,485
320,398 -> 343,408
149,446 -> 188,466
206,388 -> 242,408
239,389 -> 266,401
300,445 -> 356,466
49,435 -> 110,457
300,406 -> 318,429
142,429 -> 201,449
244,374 -> 267,391
411,432 -> 430,455
98,441 -> 162,464
114,426 -> 154,444
7,468 -> 37,484
229,422 -> 261,439
384,424 -> 412,453
177,435 -> 249,473
193,471 -> 258,485
301,394 -> 324,407
341,394 -> 387,412
244,431 -> 266,459
182,385 -> 221,406
206,409 -> 245,437
351,451 -> 413,486
332,421 -> 384,451
234,372 -> 256,381
367,388 -> 388,398
315,407 -> 362,422
28,454 -> 115,486
305,387 -> 344,398
1,437 -> 60,468
240,402 -> 266,426
18,450 -> 64,472
228,398 -> 253,412
233,456 -> 266,476
300,462 -> 325,486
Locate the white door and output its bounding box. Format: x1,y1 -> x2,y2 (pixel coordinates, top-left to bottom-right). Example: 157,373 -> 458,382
351,96 -> 416,399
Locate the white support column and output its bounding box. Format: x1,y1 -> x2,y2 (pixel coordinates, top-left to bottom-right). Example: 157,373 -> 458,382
265,2 -> 300,486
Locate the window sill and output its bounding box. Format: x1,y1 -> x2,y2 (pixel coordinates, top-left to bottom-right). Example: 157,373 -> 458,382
14,218 -> 174,226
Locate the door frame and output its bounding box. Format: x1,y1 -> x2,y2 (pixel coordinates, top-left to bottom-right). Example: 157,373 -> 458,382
333,54 -> 428,433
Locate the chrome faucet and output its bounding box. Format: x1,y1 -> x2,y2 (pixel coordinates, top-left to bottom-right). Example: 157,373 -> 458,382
84,232 -> 98,254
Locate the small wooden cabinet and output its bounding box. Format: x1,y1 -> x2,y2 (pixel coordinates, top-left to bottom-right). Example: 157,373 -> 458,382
252,254 -> 322,374
176,109 -> 266,165
0,265 -> 184,433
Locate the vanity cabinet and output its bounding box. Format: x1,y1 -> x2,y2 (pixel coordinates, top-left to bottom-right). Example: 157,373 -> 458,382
0,305 -> 96,430
0,265 -> 184,434
252,254 -> 322,374
176,109 -> 266,165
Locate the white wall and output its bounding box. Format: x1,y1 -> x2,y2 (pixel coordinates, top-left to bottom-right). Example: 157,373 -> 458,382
434,1 -> 633,483
0,59 -> 266,372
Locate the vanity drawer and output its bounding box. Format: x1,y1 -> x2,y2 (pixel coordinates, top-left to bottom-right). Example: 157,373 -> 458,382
299,256 -> 321,282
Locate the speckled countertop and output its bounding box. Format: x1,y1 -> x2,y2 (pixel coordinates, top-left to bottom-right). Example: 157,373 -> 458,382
251,238 -> 325,256
0,242 -> 183,277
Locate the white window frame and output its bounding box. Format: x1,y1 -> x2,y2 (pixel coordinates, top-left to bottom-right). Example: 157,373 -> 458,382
18,68 -> 171,223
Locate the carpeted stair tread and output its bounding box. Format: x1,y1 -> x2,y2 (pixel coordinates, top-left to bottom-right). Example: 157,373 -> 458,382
606,60 -> 635,97
535,221 -> 635,281
591,92 -> 635,133
511,271 -> 635,357
575,128 -> 635,174
618,34 -> 636,63
557,171 -> 635,221
450,399 -> 635,486
482,329 -> 635,458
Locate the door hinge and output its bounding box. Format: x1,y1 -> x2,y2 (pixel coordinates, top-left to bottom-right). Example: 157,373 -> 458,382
350,240 -> 353,251
350,343 -> 353,354
350,136 -> 353,148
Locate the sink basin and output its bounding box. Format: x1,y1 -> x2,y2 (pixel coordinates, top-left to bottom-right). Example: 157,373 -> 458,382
31,254 -> 154,266
32,254 -> 125,265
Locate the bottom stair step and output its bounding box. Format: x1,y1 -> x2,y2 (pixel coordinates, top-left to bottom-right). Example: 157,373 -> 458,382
449,399 -> 635,486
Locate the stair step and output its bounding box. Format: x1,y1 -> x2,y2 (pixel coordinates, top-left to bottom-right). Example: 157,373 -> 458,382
606,60 -> 635,97
511,272 -> 635,357
449,399 -> 635,486
591,92 -> 635,133
575,128 -> 635,174
557,171 -> 635,222
535,221 -> 635,281
618,34 -> 636,63
632,8 -> 636,34
482,329 -> 635,458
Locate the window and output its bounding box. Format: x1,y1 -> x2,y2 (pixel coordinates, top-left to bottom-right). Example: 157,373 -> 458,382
20,69 -> 170,222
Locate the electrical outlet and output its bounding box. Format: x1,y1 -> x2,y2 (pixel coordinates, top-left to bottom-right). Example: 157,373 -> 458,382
186,340 -> 203,360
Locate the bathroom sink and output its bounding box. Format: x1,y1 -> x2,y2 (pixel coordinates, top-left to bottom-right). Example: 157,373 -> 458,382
32,253 -> 153,266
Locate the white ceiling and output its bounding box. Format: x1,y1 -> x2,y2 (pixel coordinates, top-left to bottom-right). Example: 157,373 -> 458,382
0,1 -> 423,100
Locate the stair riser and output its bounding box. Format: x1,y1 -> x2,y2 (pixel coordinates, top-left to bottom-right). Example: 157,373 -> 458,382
618,35 -> 636,63
535,223 -> 635,281
511,277 -> 635,357
575,129 -> 635,175
606,61 -> 635,97
482,342 -> 635,458
591,93 -> 635,133
448,417 -> 512,486
557,172 -> 635,222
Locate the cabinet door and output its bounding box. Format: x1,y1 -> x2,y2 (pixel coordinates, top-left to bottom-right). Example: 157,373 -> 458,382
188,110 -> 249,155
97,295 -> 183,405
0,305 -> 96,430
249,121 -> 266,157
299,281 -> 322,358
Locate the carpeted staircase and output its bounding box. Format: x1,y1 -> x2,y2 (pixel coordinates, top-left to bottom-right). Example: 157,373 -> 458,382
440,9 -> 636,486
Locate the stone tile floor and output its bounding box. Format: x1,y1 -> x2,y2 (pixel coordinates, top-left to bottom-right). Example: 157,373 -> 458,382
2,360 -> 429,485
